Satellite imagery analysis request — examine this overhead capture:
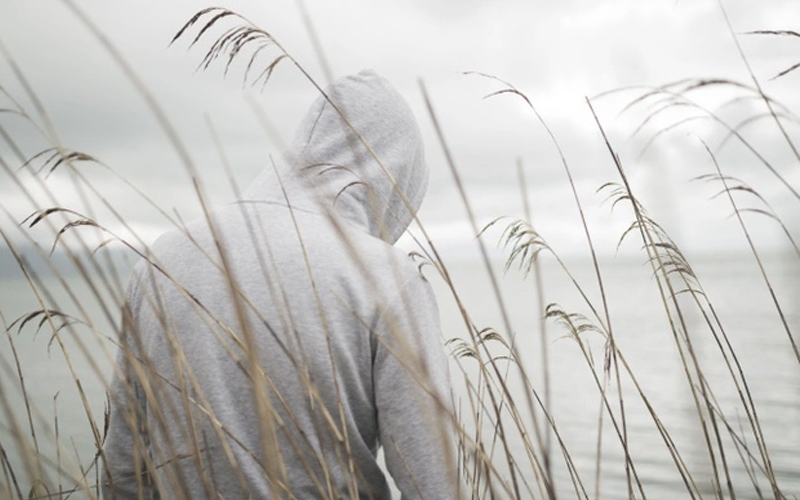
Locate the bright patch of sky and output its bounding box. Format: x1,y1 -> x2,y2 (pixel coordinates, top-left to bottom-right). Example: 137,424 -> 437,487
1,0 -> 798,262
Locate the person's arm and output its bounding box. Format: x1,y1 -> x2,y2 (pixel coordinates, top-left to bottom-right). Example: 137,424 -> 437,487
373,273 -> 462,500
102,274 -> 157,500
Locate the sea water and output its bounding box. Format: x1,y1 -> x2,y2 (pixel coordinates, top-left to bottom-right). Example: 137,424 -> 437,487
1,251 -> 798,499
432,253 -> 800,499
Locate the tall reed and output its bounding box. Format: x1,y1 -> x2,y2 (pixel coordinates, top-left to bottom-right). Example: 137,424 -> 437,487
0,4 -> 798,500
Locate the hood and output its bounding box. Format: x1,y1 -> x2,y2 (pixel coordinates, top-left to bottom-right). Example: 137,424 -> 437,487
242,69 -> 428,245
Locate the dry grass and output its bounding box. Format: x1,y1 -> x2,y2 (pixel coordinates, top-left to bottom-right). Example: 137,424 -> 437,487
1,4 -> 799,500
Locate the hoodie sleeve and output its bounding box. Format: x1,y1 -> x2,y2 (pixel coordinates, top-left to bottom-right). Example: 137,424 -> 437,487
373,272 -> 462,500
102,272 -> 157,500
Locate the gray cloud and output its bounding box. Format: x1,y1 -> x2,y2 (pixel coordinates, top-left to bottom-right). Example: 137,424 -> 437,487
1,0 -> 798,261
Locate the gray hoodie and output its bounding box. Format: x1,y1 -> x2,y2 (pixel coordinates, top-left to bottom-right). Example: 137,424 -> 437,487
103,70 -> 460,500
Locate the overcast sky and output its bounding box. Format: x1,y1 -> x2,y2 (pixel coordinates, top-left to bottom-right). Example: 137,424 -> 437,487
1,0 -> 799,263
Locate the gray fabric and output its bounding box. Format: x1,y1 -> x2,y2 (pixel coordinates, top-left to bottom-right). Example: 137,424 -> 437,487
103,70 -> 459,500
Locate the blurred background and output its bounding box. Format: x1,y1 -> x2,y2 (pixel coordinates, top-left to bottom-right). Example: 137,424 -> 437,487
1,1 -> 799,498
0,0 -> 798,259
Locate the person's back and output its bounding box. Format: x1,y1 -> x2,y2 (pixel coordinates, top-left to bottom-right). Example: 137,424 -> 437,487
102,70 -> 460,500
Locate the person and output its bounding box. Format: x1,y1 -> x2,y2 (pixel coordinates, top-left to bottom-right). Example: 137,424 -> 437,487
102,69 -> 460,500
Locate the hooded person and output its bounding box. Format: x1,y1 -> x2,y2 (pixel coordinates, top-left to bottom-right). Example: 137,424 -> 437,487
102,70 -> 461,500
